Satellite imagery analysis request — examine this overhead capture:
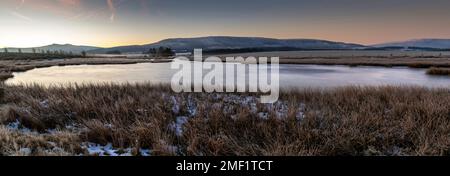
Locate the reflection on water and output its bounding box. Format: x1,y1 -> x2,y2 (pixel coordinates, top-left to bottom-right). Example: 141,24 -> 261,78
5,62 -> 450,89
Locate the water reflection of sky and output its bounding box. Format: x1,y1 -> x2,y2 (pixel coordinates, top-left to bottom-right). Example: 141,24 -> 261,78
6,63 -> 450,89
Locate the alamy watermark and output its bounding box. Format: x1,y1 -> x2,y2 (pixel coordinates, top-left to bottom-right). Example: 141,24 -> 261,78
171,49 -> 279,103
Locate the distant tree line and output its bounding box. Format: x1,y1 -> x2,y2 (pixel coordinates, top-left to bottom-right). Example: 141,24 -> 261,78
145,47 -> 175,57
0,48 -> 87,60
106,50 -> 122,55
1,48 -> 82,56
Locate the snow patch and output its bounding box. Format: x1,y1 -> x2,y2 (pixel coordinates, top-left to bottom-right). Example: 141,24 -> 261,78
6,120 -> 32,133
140,149 -> 151,156
266,101 -> 289,119
104,123 -> 114,129
296,103 -> 306,121
18,148 -> 32,156
171,96 -> 180,114
186,95 -> 197,116
258,112 -> 269,120
39,99 -> 49,108
170,116 -> 189,137
6,120 -> 20,130
81,142 -> 150,156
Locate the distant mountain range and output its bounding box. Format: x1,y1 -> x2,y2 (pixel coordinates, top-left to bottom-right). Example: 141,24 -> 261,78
88,36 -> 364,54
2,44 -> 101,54
372,39 -> 450,49
2,37 -> 450,54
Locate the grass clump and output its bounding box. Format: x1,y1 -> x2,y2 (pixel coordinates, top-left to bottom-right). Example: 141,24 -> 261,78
0,72 -> 13,81
427,67 -> 450,76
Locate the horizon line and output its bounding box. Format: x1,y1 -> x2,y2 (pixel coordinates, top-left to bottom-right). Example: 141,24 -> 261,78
1,36 -> 450,49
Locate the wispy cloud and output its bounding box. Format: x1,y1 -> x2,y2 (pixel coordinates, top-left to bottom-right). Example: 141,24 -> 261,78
7,0 -> 140,23
58,0 -> 81,6
10,10 -> 33,21
106,0 -> 115,22
15,0 -> 25,9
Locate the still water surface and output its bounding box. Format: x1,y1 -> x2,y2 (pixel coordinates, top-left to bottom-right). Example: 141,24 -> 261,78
6,62 -> 450,89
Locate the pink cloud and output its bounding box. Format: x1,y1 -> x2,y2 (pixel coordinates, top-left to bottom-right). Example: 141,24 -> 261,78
8,0 -> 143,23
58,0 -> 81,6
106,0 -> 115,22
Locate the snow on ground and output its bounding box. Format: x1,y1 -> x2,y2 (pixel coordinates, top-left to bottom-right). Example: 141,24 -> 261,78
166,94 -> 199,137
104,123 -> 114,129
5,93 -> 307,156
81,142 -> 151,156
43,142 -> 71,156
166,93 -> 307,136
170,96 -> 180,114
169,116 -> 189,137
4,120 -> 150,156
64,123 -> 88,133
6,120 -> 32,133
39,99 -> 49,108
140,149 -> 151,156
216,94 -> 306,121
6,120 -> 85,135
296,103 -> 306,121
18,148 -> 32,156
266,100 -> 289,119
258,112 -> 269,120
6,120 -> 20,130
186,95 -> 197,116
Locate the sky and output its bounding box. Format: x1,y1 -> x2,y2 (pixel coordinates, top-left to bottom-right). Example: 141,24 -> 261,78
1,0 -> 450,48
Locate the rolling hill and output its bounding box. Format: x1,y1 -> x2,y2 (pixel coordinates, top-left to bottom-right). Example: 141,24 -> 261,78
2,44 -> 102,54
4,37 -> 450,55
88,36 -> 365,54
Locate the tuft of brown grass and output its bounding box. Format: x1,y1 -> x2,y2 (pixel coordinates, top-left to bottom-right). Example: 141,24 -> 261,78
0,72 -> 14,81
0,84 -> 449,156
427,67 -> 450,76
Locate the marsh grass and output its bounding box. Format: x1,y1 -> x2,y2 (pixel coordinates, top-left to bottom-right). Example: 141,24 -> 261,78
0,72 -> 14,81
0,83 -> 448,156
427,67 -> 450,76
0,53 -> 81,61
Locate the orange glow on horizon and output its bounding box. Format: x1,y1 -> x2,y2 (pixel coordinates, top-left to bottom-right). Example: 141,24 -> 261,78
1,0 -> 449,48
